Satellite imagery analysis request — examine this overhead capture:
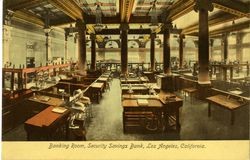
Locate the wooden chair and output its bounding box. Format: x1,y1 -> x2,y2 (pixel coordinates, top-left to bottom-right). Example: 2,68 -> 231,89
182,87 -> 197,104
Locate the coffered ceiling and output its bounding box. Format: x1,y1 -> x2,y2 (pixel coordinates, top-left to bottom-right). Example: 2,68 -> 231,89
3,0 -> 250,37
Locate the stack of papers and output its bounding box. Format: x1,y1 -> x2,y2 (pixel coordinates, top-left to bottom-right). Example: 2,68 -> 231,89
52,107 -> 67,114
40,96 -> 50,102
137,99 -> 149,106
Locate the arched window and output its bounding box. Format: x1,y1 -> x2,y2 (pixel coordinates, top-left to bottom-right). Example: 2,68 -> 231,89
145,41 -> 150,48
128,40 -> 139,48
105,40 -> 119,48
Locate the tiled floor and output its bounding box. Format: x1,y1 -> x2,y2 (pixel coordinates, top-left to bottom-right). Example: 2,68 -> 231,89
2,78 -> 249,141
86,79 -> 249,140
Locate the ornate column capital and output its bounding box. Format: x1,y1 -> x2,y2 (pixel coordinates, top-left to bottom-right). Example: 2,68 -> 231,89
64,29 -> 69,41
222,33 -> 229,43
150,32 -> 156,39
4,9 -> 14,25
194,0 -> 213,12
210,39 -> 214,46
90,33 -> 96,40
76,19 -> 86,30
193,40 -> 199,48
161,22 -> 173,32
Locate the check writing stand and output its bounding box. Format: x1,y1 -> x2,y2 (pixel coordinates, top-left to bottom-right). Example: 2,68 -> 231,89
67,90 -> 87,141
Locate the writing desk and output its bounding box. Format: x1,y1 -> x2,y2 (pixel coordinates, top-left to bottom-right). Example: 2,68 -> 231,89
120,78 -> 142,84
97,77 -> 108,90
89,82 -> 104,103
206,94 -> 247,124
28,95 -> 64,106
24,106 -> 70,140
121,84 -> 149,95
122,92 -> 183,133
122,98 -> 163,133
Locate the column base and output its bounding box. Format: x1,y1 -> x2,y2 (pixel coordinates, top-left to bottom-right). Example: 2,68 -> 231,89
197,82 -> 212,100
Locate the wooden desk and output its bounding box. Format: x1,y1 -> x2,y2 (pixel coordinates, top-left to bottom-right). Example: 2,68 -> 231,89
121,84 -> 149,95
28,95 -> 64,106
89,82 -> 104,103
122,92 -> 183,133
122,99 -> 163,133
206,94 -> 247,125
120,78 -> 141,84
97,77 -> 108,90
98,77 -> 108,81
24,106 -> 70,140
57,82 -> 88,95
158,91 -> 183,131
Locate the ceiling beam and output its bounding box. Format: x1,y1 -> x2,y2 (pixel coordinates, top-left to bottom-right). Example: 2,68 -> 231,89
48,0 -> 84,21
212,0 -> 250,17
6,0 -> 43,11
50,16 -> 74,26
84,28 -> 181,35
13,10 -> 44,26
166,0 -> 195,22
120,0 -> 135,22
129,15 -> 163,23
51,15 -> 163,26
182,11 -> 238,35
210,20 -> 250,36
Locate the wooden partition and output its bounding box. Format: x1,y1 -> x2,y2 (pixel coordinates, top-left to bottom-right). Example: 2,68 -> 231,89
2,63 -> 71,90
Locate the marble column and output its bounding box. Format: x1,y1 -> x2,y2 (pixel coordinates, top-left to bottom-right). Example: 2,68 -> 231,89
120,23 -> 129,74
222,33 -> 228,62
179,34 -> 184,68
150,33 -> 156,71
90,33 -> 96,71
64,31 -> 68,63
74,33 -> 78,62
162,24 -> 172,74
76,20 -> 87,75
45,32 -> 50,65
194,0 -> 213,84
209,39 -> 214,61
194,0 -> 213,100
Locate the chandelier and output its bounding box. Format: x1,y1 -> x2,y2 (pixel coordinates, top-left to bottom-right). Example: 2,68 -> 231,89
149,2 -> 158,32
94,4 -> 104,32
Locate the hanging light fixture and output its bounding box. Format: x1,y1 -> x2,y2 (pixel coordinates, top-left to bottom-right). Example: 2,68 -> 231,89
43,10 -> 51,34
94,4 -> 104,32
149,1 -> 158,32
